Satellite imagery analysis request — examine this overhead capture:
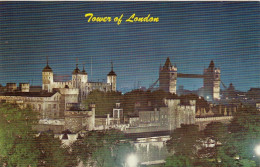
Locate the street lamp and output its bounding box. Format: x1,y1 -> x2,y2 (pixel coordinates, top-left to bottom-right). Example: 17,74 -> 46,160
126,153 -> 138,167
255,145 -> 260,156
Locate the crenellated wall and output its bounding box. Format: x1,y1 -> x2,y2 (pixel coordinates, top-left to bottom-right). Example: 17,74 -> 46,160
195,116 -> 232,130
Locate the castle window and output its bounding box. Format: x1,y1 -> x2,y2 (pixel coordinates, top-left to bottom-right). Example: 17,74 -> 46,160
53,104 -> 56,109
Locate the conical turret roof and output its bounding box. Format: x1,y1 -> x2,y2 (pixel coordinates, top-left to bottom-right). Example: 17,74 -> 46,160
163,57 -> 172,68
72,64 -> 81,74
42,64 -> 53,72
81,66 -> 87,75
209,60 -> 215,68
42,57 -> 52,72
108,70 -> 117,76
108,61 -> 117,76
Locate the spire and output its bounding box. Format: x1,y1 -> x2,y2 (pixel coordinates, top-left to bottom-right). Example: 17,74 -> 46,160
82,64 -> 85,72
209,60 -> 215,68
111,61 -> 114,71
42,56 -> 52,72
108,61 -> 116,76
208,60 -> 215,72
82,64 -> 87,74
163,57 -> 172,69
72,64 -> 80,74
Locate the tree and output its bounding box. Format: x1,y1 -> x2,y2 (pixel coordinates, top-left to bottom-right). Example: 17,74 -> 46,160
150,89 -> 178,107
0,103 -> 39,167
122,89 -> 177,115
36,132 -> 78,167
72,129 -> 134,167
122,89 -> 150,114
204,122 -> 228,145
199,122 -> 235,167
166,124 -> 201,158
84,90 -> 122,116
226,105 -> 260,166
165,155 -> 192,167
0,103 -> 77,167
197,105 -> 260,167
179,94 -> 209,112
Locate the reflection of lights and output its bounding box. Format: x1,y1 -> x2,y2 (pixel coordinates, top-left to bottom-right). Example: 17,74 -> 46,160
126,154 -> 138,167
255,145 -> 260,156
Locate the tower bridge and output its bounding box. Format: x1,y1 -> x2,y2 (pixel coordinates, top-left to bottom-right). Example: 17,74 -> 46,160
149,57 -> 221,101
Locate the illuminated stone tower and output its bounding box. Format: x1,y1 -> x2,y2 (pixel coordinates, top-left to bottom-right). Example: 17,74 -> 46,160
203,60 -> 220,101
42,58 -> 53,92
107,62 -> 117,91
159,57 -> 177,94
72,64 -> 81,88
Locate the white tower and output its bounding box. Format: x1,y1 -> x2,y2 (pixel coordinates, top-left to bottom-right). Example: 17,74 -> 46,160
107,62 -> 117,91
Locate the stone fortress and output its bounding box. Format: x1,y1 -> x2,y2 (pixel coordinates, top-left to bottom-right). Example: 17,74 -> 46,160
42,59 -> 117,101
0,59 -> 117,132
0,57 -> 234,134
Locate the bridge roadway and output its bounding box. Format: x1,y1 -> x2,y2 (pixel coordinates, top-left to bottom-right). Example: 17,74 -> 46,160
177,73 -> 205,78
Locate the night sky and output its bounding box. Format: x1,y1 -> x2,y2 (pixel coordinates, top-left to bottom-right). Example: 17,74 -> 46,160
0,2 -> 259,93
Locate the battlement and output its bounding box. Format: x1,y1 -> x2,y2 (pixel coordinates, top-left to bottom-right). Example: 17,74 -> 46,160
160,66 -> 177,72
178,105 -> 196,110
164,99 -> 196,107
19,83 -> 30,91
164,99 -> 180,106
58,88 -> 79,95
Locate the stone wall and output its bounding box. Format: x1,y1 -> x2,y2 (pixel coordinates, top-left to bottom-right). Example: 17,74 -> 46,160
64,107 -> 95,133
195,116 -> 233,130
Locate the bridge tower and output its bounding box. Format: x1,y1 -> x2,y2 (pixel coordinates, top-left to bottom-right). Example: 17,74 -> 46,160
159,57 -> 177,94
203,60 -> 220,101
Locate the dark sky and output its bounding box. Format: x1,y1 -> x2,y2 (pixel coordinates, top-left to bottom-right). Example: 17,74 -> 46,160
0,2 -> 259,92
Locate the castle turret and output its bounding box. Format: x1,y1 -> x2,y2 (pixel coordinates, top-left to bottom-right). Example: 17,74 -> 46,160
19,83 -> 30,92
42,58 -> 53,92
107,62 -> 117,91
80,65 -> 88,84
72,64 -> 81,88
159,57 -> 177,94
